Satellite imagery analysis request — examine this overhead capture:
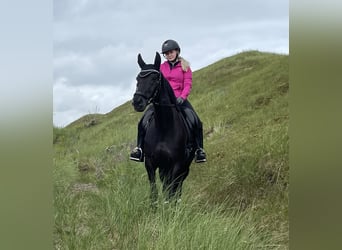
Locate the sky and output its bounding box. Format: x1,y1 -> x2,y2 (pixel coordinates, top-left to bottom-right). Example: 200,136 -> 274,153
53,0 -> 289,127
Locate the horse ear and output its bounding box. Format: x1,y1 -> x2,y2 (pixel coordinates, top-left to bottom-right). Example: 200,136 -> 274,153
137,53 -> 146,68
154,52 -> 161,69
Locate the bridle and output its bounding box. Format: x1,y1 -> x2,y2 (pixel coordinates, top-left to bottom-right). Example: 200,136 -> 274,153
134,69 -> 161,105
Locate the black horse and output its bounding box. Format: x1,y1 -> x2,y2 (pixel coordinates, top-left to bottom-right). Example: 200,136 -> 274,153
132,52 -> 195,204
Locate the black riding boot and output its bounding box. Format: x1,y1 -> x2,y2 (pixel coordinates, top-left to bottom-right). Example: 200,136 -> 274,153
130,132 -> 144,162
130,107 -> 153,162
194,122 -> 207,163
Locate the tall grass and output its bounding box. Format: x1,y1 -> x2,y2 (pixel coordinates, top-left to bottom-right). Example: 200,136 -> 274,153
54,162 -> 277,250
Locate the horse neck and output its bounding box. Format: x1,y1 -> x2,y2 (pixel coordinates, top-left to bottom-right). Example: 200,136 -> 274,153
158,76 -> 176,105
153,78 -> 179,130
154,105 -> 178,130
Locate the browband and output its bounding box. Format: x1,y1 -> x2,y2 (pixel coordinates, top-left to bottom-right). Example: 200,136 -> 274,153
138,69 -> 160,78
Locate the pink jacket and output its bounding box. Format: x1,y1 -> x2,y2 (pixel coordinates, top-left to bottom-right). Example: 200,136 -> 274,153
160,61 -> 192,100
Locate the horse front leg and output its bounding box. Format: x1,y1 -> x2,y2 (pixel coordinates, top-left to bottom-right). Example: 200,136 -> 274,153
145,157 -> 158,209
159,166 -> 174,203
169,163 -> 190,202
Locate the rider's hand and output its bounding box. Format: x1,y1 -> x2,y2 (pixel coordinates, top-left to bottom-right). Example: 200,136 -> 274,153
176,97 -> 184,105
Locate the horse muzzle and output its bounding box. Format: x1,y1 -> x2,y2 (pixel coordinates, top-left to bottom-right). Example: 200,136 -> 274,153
132,95 -> 147,112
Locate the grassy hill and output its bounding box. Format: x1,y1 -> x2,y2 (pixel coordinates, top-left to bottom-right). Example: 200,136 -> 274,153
53,50 -> 289,249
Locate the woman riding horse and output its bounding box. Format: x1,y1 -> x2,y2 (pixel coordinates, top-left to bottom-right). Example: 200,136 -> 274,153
130,39 -> 206,164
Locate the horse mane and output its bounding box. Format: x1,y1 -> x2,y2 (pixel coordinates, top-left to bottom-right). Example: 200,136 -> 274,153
159,74 -> 177,105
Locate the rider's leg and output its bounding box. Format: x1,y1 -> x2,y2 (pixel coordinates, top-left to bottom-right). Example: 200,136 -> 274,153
194,118 -> 206,163
181,100 -> 207,163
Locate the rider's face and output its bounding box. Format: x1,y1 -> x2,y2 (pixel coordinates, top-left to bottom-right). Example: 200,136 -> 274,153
163,50 -> 177,61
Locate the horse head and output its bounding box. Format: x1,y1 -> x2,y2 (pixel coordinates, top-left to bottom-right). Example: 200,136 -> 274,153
132,52 -> 161,112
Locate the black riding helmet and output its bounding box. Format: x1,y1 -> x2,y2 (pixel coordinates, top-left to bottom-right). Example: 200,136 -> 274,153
161,39 -> 181,54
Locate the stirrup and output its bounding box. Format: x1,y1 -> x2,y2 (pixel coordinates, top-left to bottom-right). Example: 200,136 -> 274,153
195,148 -> 207,163
130,147 -> 144,162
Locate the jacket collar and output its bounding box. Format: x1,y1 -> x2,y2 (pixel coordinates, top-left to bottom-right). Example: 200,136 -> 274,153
167,60 -> 180,69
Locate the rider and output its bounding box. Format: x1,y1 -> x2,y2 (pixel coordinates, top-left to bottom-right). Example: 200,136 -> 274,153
130,39 -> 207,163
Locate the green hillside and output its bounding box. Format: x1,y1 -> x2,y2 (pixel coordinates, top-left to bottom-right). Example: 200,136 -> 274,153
54,50 -> 289,249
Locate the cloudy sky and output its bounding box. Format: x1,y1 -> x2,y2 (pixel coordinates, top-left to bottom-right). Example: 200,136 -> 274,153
53,0 -> 288,127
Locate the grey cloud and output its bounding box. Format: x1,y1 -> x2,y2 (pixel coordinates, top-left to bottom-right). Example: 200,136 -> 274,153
53,0 -> 288,126
54,43 -> 139,87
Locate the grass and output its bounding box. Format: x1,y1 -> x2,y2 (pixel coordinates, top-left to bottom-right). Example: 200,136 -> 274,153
53,50 -> 289,249
54,164 -> 279,250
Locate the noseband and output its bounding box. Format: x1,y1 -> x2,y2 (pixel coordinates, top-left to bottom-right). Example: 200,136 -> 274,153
134,69 -> 161,105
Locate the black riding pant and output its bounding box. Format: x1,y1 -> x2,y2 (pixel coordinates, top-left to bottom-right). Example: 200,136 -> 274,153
136,100 -> 204,150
